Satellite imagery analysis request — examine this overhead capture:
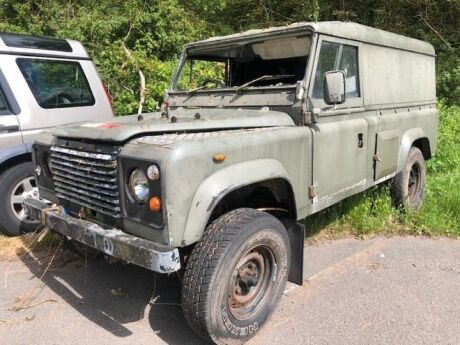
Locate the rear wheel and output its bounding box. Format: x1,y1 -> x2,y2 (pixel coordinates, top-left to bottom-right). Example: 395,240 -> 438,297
182,208 -> 290,344
391,147 -> 426,210
0,162 -> 40,236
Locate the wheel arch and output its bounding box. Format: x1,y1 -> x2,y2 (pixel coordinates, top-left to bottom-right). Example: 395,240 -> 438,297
397,128 -> 432,172
181,159 -> 297,246
411,137 -> 431,160
0,144 -> 32,176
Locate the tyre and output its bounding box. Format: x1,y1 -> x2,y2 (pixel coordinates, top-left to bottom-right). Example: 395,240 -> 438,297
391,147 -> 426,210
0,162 -> 40,236
182,208 -> 290,345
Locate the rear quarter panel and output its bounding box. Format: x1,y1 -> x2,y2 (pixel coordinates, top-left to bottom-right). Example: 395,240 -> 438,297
397,106 -> 439,170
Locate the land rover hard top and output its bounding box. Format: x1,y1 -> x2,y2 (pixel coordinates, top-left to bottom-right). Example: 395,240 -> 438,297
0,32 -> 114,236
25,22 -> 438,344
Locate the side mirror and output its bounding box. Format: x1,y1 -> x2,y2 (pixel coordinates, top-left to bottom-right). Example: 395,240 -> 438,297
323,70 -> 346,105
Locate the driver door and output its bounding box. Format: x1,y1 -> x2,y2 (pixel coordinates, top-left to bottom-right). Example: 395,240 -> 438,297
308,36 -> 367,201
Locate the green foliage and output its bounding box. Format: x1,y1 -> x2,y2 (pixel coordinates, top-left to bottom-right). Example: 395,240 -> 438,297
437,52 -> 460,106
0,0 -> 457,113
407,104 -> 460,235
304,187 -> 398,237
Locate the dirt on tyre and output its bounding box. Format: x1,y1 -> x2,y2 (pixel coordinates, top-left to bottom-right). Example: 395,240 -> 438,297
0,162 -> 40,236
391,147 -> 426,210
182,208 -> 290,345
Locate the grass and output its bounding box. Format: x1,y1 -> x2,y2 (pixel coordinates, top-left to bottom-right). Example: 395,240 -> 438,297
304,103 -> 460,238
0,230 -> 61,260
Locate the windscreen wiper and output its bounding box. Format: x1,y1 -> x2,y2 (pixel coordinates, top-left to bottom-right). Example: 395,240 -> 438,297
236,74 -> 295,93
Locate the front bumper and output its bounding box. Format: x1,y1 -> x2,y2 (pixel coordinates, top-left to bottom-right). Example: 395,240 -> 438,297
24,198 -> 181,274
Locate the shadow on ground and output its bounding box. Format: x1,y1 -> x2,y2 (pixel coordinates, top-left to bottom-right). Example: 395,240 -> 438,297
17,243 -> 206,345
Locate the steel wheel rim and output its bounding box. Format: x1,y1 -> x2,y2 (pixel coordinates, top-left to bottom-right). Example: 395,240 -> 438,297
408,162 -> 421,203
10,176 -> 38,221
228,244 -> 276,320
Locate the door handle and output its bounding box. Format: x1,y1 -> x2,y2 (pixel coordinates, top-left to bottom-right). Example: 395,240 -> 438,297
0,125 -> 19,133
357,133 -> 364,148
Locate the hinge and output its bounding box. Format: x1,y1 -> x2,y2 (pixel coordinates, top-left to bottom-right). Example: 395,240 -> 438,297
308,183 -> 318,199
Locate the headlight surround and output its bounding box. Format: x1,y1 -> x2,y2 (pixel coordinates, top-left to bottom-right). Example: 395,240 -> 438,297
128,169 -> 150,203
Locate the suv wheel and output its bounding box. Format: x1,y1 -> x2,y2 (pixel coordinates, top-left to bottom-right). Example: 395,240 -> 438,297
0,162 -> 40,236
391,147 -> 426,210
182,208 -> 290,344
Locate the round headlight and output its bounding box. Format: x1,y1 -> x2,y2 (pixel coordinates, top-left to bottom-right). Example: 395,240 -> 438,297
128,169 -> 150,203
147,165 -> 160,181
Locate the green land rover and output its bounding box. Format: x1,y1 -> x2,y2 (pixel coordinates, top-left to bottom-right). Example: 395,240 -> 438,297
25,22 -> 438,344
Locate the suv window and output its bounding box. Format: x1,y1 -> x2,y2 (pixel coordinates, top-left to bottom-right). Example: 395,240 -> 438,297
17,58 -> 95,109
0,90 -> 8,112
313,41 -> 360,99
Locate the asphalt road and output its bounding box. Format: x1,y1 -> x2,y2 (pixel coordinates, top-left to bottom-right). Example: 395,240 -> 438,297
0,236 -> 459,345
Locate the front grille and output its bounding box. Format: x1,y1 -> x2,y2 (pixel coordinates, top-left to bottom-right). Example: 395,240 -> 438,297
50,146 -> 120,218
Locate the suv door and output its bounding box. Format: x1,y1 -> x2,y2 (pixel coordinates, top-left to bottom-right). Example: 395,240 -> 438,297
0,80 -> 22,157
308,36 -> 367,202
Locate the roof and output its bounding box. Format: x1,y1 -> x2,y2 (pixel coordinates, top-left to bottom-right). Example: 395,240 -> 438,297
187,21 -> 435,56
0,32 -> 90,59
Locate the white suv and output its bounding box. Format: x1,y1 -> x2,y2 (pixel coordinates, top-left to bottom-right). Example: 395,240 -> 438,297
0,32 -> 114,236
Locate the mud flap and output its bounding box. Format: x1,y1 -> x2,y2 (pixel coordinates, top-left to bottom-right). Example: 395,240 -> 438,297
282,219 -> 305,285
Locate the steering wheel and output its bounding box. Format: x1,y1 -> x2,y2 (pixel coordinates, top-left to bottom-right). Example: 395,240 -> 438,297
200,78 -> 225,88
41,91 -> 74,106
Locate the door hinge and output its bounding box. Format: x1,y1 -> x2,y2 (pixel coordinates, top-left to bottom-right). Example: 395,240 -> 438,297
373,154 -> 382,162
308,183 -> 318,199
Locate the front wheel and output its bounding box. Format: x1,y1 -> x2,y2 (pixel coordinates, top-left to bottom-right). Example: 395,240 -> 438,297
0,162 -> 40,236
182,208 -> 290,344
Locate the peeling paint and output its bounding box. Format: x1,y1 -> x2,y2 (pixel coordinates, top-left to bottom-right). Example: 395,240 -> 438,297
206,186 -> 232,212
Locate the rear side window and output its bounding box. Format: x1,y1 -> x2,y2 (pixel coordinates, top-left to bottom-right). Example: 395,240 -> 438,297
313,41 -> 360,99
17,58 -> 95,109
0,90 -> 8,112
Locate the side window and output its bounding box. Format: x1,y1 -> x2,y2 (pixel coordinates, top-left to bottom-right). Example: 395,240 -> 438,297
312,41 -> 340,98
313,41 -> 360,99
340,45 -> 360,97
0,89 -> 9,112
17,58 -> 95,109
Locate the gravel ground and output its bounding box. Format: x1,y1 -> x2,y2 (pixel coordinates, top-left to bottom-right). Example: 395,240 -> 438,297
0,236 -> 458,345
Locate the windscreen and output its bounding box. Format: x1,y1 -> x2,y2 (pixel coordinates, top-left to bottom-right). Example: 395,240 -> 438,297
175,35 -> 311,91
